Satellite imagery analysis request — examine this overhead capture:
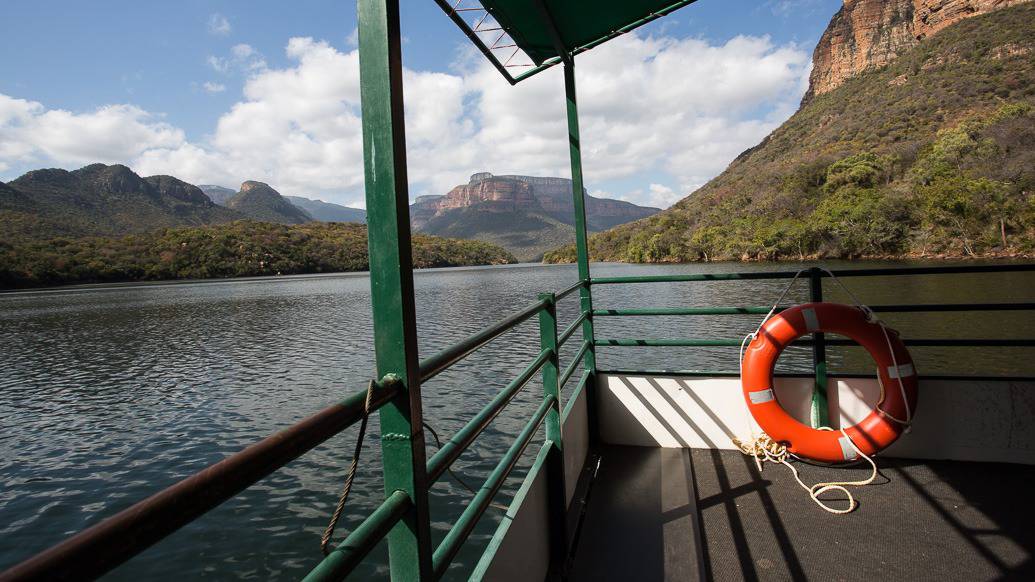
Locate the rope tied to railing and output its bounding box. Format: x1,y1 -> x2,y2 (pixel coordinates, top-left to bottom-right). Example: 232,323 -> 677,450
320,379 -> 376,555
422,421 -> 509,512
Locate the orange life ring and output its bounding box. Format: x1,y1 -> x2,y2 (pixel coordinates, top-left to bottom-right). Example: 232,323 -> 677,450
741,302 -> 918,463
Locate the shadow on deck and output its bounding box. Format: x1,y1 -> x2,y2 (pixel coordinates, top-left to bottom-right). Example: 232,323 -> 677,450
569,445 -> 1035,581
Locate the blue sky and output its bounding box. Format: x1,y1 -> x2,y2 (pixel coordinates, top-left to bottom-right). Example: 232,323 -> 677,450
0,0 -> 841,208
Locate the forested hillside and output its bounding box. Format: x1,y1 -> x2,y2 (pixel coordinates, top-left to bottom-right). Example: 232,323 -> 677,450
0,221 -> 516,289
545,3 -> 1035,263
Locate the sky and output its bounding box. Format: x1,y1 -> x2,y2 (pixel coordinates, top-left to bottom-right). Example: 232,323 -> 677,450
0,0 -> 841,210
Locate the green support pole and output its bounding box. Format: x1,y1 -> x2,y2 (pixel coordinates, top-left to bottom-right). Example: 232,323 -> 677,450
538,293 -> 568,576
563,62 -> 599,426
357,0 -> 433,579
808,268 -> 830,428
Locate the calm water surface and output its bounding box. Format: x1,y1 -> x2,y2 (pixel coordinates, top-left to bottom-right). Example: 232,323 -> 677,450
1,261 -> 1032,579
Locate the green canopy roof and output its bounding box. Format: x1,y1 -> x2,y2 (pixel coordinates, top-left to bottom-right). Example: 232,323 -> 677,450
480,0 -> 697,65
435,0 -> 698,83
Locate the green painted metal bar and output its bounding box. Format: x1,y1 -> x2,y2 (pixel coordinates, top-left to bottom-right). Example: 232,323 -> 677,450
561,60 -> 599,443
425,349 -> 552,483
303,490 -> 412,582
559,341 -> 590,389
596,338 -> 1035,347
357,0 -> 433,578
597,338 -> 745,347
592,303 -> 1035,316
591,263 -> 1035,285
808,268 -> 829,428
419,298 -> 547,382
556,279 -> 586,301
561,370 -> 592,423
0,381 -> 401,582
431,396 -> 555,579
558,311 -> 589,347
469,442 -> 553,581
597,368 -> 1035,382
537,293 -> 568,577
510,0 -> 700,83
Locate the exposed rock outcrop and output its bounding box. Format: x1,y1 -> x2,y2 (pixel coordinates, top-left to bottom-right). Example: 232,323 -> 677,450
804,0 -> 1031,102
411,173 -> 660,232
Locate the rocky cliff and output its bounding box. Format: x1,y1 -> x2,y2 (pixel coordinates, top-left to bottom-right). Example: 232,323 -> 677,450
412,173 -> 660,232
804,0 -> 1031,102
545,1 -> 1035,263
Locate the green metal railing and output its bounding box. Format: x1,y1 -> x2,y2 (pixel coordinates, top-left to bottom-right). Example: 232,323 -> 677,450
303,283 -> 594,581
591,264 -> 1035,429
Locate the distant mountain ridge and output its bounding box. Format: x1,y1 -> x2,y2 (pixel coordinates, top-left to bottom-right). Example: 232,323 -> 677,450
412,172 -> 660,261
285,196 -> 366,223
225,181 -> 312,224
197,185 -> 366,224
1,164 -> 240,242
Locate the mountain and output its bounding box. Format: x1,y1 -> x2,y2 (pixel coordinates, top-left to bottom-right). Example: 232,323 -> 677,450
0,164 -> 240,243
804,0 -> 1031,102
198,185 -> 237,205
413,172 -> 660,261
546,0 -> 1035,263
285,196 -> 366,223
1,221 -> 517,289
225,181 -> 312,225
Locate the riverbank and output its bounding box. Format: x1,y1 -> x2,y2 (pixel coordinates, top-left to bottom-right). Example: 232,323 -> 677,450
0,221 -> 516,290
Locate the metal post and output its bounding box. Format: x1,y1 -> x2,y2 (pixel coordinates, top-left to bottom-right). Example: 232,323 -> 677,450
563,61 -> 599,419
538,293 -> 568,576
808,268 -> 830,428
357,0 -> 433,579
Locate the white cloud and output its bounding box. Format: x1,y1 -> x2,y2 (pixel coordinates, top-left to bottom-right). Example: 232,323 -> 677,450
202,82 -> 226,94
207,44 -> 266,75
207,13 -> 231,36
1,32 -> 810,209
0,94 -> 184,169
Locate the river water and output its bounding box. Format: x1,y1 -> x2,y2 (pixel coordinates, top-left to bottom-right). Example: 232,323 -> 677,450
1,260 -> 1032,579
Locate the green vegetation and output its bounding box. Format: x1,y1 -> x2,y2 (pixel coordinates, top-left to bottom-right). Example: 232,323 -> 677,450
545,3 -> 1035,263
420,207 -> 575,262
0,221 -> 516,289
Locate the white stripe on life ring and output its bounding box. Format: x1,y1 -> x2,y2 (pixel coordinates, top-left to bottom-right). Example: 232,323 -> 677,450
887,363 -> 915,378
839,436 -> 859,461
749,388 -> 775,404
802,307 -> 820,332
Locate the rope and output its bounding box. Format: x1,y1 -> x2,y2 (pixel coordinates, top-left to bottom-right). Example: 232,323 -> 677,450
733,430 -> 878,514
321,380 -> 376,555
817,268 -> 913,427
422,421 -> 509,512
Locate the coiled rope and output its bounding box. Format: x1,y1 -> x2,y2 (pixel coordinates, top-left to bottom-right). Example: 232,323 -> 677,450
733,268 -> 906,514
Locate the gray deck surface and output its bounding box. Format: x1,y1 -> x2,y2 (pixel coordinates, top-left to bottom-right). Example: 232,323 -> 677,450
569,445 -> 1035,581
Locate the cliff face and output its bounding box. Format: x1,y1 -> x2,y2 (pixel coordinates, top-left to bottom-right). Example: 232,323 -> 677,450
411,173 -> 660,231
804,0 -> 1030,102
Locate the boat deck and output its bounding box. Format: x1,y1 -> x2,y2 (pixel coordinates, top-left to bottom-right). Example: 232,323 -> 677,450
569,445 -> 1035,581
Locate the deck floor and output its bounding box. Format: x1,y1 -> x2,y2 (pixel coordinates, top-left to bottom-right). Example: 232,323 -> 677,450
569,445 -> 1035,581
